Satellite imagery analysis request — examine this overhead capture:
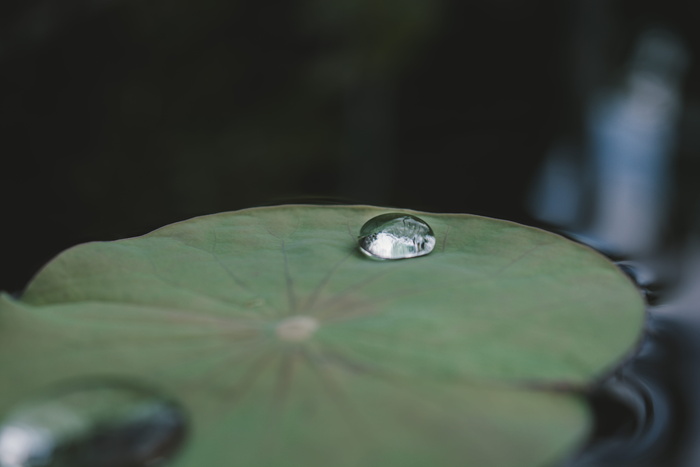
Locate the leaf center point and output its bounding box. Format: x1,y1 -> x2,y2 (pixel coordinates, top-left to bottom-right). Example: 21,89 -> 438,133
275,315 -> 319,342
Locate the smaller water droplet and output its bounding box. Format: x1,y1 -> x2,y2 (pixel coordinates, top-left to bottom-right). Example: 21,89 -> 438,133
0,381 -> 187,467
275,316 -> 319,342
358,213 -> 436,260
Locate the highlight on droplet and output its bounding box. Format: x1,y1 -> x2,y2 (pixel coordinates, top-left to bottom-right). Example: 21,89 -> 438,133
358,213 -> 436,260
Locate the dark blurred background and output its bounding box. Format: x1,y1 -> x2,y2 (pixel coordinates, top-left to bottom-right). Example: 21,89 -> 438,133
1,1 -> 699,466
1,0 -> 698,290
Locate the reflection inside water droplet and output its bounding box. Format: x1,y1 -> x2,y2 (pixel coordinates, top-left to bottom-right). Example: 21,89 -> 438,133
358,213 -> 436,260
0,381 -> 187,467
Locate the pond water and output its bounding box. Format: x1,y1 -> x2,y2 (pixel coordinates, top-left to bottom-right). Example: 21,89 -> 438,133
528,25 -> 700,467
554,256 -> 700,467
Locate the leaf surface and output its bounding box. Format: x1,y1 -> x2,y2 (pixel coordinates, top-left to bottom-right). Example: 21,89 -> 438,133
0,205 -> 645,467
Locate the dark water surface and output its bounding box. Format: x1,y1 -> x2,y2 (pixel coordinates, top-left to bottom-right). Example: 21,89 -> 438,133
560,261 -> 700,467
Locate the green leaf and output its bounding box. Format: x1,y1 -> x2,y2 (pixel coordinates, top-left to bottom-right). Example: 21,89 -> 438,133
0,205 -> 645,467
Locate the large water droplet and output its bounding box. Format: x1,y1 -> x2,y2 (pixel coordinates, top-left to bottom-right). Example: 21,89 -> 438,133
358,213 -> 436,260
0,381 -> 187,467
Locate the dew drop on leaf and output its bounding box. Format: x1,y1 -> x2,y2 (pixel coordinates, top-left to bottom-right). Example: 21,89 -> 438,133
0,381 -> 187,467
358,213 -> 436,260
